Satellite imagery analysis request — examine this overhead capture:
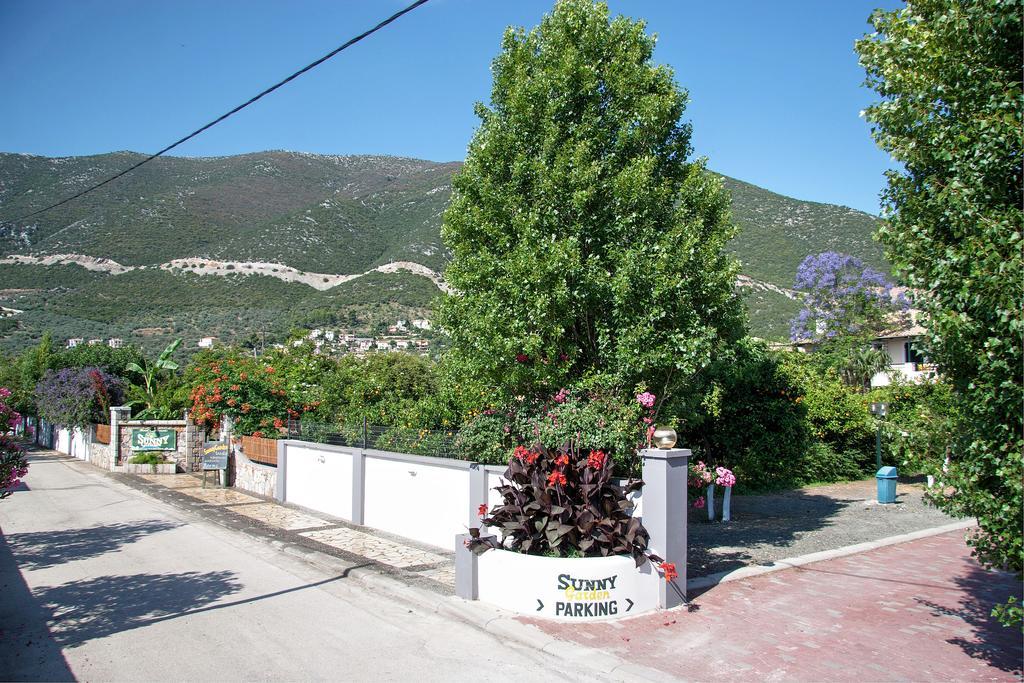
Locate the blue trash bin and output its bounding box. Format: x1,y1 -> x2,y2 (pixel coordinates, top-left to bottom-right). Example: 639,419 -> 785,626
876,466 -> 898,504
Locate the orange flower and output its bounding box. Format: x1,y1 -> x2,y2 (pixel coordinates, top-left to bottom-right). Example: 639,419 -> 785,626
226,398 -> 237,407
546,471 -> 567,487
659,562 -> 678,582
241,403 -> 252,413
240,372 -> 248,380
273,418 -> 284,429
264,366 -> 275,374
230,384 -> 240,391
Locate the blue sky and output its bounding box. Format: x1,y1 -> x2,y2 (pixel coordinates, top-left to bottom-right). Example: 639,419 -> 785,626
0,0 -> 900,214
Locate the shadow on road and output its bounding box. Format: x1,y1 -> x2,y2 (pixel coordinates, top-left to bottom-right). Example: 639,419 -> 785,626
7,520 -> 181,570
916,564 -> 1023,676
0,534 -> 74,682
37,570 -> 245,648
688,489 -> 847,578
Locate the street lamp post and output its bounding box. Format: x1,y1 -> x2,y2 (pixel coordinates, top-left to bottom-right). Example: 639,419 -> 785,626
869,402 -> 889,470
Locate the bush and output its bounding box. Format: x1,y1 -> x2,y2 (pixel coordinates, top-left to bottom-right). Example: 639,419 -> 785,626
35,367 -> 125,430
678,340 -> 811,490
0,388 -> 29,499
455,379 -> 647,472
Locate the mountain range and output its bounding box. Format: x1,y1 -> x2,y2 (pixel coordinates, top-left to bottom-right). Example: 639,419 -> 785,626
0,151 -> 888,354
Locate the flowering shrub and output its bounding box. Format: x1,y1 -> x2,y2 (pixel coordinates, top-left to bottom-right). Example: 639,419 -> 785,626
187,354 -> 322,438
0,388 -> 29,499
35,367 -> 124,429
455,382 -> 650,472
688,460 -> 714,509
467,443 -> 670,576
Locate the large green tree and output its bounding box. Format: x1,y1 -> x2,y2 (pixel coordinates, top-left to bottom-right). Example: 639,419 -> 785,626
857,0 -> 1022,625
438,0 -> 743,408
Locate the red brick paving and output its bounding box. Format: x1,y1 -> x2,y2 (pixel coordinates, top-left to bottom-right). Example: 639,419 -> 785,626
521,530 -> 1022,681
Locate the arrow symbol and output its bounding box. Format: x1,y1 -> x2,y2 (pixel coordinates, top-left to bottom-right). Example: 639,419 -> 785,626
625,598 -> 634,612
536,599 -> 544,611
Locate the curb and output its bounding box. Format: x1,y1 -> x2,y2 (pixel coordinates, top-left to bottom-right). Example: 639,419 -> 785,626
686,519 -> 976,592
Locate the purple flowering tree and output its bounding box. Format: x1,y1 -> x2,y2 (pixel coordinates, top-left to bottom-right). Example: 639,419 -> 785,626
34,367 -> 125,430
0,387 -> 29,499
790,252 -> 909,343
790,252 -> 910,389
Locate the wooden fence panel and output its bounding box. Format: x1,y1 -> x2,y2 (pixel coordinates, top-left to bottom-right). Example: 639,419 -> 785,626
94,423 -> 111,444
239,435 -> 277,466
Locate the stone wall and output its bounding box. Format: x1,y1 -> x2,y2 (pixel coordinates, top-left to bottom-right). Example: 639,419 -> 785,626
231,449 -> 277,498
90,441 -> 113,470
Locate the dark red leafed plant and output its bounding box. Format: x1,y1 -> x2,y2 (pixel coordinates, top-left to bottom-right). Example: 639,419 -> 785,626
467,444 -> 665,571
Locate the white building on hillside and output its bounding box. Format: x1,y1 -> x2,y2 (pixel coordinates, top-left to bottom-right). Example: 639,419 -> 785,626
66,338 -> 84,349
869,323 -> 936,387
107,338 -> 124,349
197,337 -> 217,349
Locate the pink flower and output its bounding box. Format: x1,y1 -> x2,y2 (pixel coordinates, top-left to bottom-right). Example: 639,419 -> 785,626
693,496 -> 705,509
642,417 -> 653,425
636,392 -> 656,408
715,466 -> 736,488
552,388 -> 569,404
515,353 -> 529,363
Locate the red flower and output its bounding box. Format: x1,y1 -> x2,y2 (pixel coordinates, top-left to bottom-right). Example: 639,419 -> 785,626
513,445 -> 531,462
515,353 -> 529,363
587,450 -> 607,470
226,398 -> 237,407
547,471 -> 567,487
230,384 -> 240,391
477,504 -> 488,517
265,366 -> 276,374
252,431 -> 264,439
659,562 -> 679,582
554,454 -> 569,467
273,418 -> 284,429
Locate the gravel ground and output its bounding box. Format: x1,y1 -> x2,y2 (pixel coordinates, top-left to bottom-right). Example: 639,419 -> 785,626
688,477 -> 960,578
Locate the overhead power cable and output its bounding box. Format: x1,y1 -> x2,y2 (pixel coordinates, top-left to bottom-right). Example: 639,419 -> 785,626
4,0 -> 431,223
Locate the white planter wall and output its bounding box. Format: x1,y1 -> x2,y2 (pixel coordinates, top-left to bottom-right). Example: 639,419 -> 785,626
284,444 -> 354,520
476,550 -> 661,621
363,454 -> 470,550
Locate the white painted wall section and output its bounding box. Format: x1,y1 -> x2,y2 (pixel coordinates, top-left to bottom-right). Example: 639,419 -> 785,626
284,445 -> 354,521
363,455 -> 470,550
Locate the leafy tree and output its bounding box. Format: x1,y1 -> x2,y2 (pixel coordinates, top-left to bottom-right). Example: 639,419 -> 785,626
126,339 -> 183,419
56,343 -> 145,381
9,333 -> 57,415
437,0 -> 744,411
857,0 -> 1022,625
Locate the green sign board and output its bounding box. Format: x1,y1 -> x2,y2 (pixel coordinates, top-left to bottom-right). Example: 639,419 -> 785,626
130,428 -> 177,451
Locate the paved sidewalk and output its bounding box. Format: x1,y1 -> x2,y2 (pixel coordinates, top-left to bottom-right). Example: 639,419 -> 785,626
117,469 -> 458,593
521,529 -> 1022,681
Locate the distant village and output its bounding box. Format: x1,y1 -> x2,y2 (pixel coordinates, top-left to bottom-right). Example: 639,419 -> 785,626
64,318 -> 434,358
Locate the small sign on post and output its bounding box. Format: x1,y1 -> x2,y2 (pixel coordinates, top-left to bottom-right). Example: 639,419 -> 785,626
202,441 -> 229,488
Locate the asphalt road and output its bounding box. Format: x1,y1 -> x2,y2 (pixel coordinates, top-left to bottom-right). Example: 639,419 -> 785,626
0,453 -> 607,682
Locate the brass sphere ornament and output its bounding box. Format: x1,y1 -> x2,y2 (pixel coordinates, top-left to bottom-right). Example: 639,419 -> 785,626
652,426 -> 677,449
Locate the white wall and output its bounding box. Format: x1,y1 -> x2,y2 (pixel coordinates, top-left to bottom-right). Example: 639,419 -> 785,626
284,444 -> 354,521
363,453 -> 471,550
55,427 -> 89,460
